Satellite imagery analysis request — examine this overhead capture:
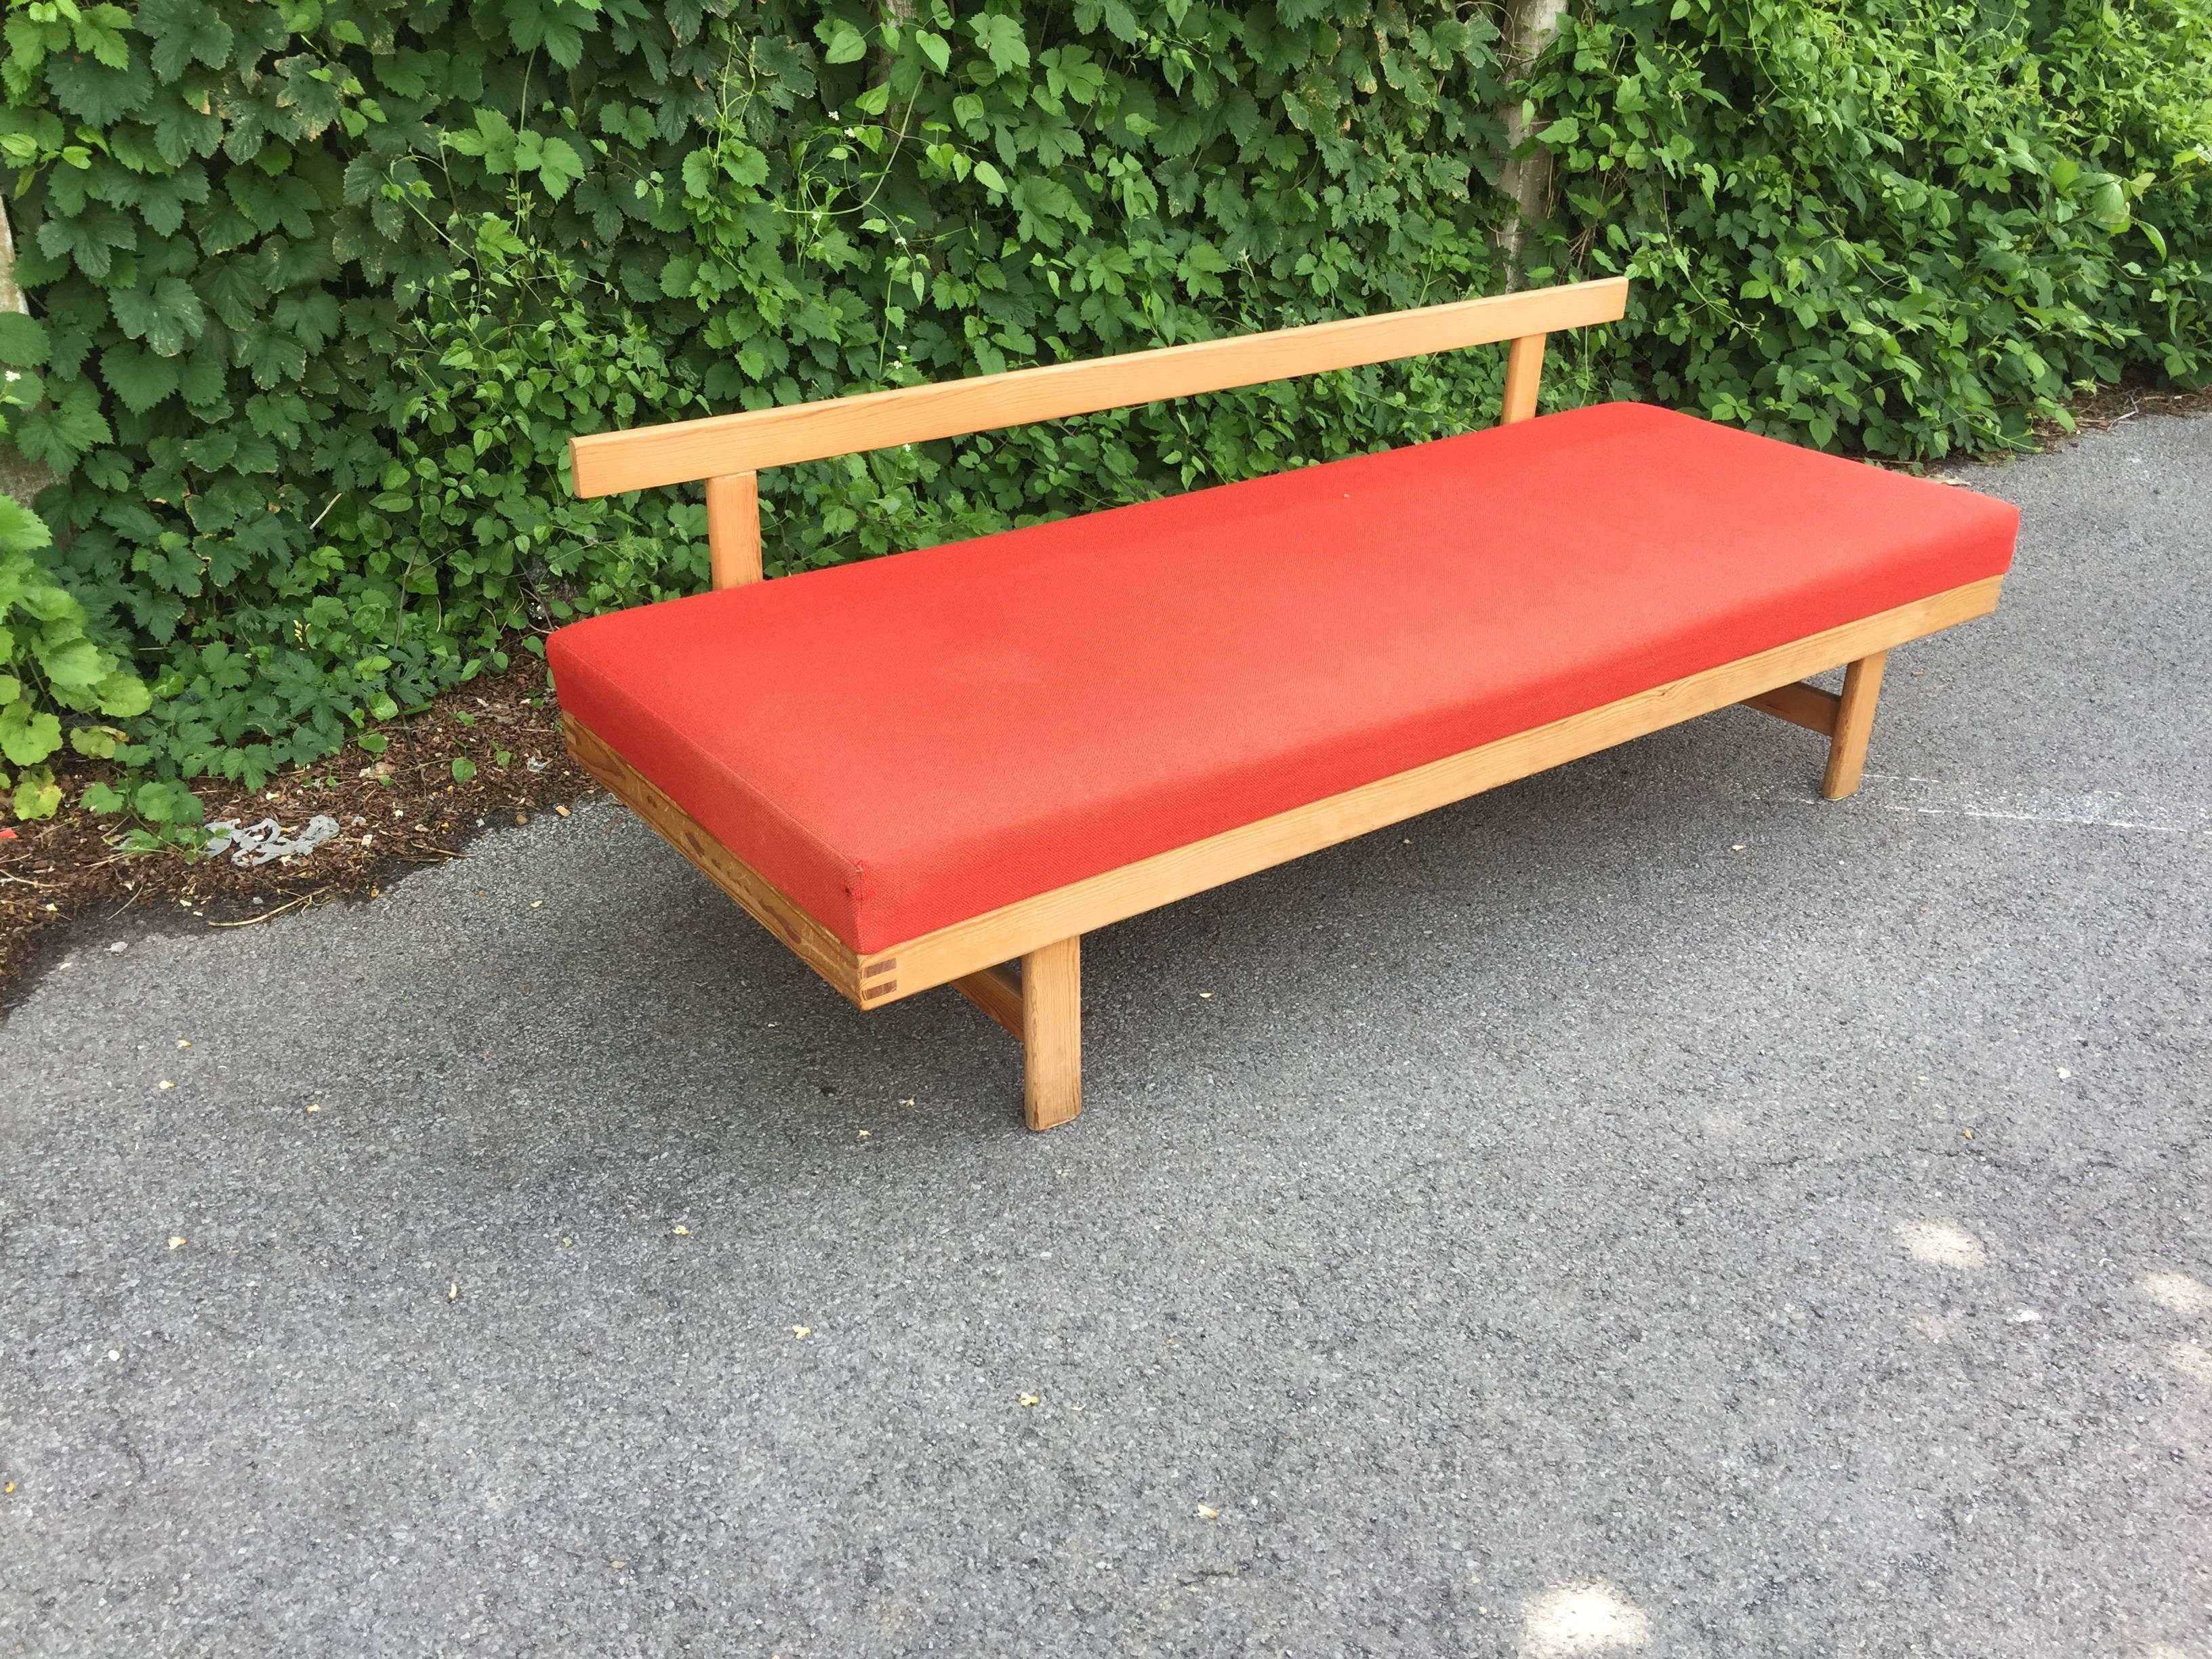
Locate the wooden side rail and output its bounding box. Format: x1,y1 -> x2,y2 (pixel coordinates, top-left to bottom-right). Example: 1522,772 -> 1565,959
569,276 -> 1630,592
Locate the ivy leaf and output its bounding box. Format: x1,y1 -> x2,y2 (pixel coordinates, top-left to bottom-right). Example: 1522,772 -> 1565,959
270,55 -> 345,142
272,291 -> 340,353
150,96 -> 224,165
35,635 -> 108,697
138,0 -> 233,81
237,323 -> 307,389
451,107 -> 518,170
180,432 -> 237,470
916,29 -> 951,73
94,668 -> 152,719
507,0 -> 590,68
111,276 -> 207,356
74,3 -> 134,68
0,699 -> 61,767
821,19 -> 869,64
34,205 -> 137,281
12,765 -> 62,820
0,313 -> 48,367
1043,46 -> 1106,106
513,129 -> 585,200
103,342 -> 181,413
198,261 -> 269,329
130,164 -> 212,239
341,154 -> 384,206
0,495 -> 53,556
133,779 -> 201,825
81,780 -> 129,813
13,380 -> 112,470
45,53 -> 148,125
970,14 -> 1030,75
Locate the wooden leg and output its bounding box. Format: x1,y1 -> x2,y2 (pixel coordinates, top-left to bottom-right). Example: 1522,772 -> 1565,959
1822,650 -> 1887,801
1020,937 -> 1082,1131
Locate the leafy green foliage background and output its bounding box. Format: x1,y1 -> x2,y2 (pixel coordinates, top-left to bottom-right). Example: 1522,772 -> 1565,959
0,0 -> 2206,807
1529,0 -> 2212,455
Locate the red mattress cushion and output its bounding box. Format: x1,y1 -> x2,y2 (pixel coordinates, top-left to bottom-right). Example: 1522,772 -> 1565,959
548,402 -> 2017,952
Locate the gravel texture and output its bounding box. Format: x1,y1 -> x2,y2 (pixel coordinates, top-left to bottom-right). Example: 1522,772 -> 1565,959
3,415 -> 2209,1658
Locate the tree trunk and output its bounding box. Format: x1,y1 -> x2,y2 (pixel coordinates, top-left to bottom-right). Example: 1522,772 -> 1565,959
0,199 -> 57,506
1494,0 -> 1570,289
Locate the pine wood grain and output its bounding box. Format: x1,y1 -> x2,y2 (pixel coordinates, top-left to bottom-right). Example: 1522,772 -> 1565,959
570,278 -> 1631,496
705,472 -> 761,589
1740,680 -> 1842,737
1021,938 -> 1082,1130
1822,651 -> 1889,800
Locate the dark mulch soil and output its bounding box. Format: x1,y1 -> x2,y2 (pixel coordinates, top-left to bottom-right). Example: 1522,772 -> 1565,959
0,657 -> 598,1009
2026,377 -> 2212,449
4,380 -> 2205,1009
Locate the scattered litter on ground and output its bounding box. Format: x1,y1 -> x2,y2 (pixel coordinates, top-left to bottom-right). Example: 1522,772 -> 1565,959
203,815 -> 342,866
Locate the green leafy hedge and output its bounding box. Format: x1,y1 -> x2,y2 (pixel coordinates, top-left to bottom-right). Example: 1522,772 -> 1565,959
0,489 -> 149,817
2,0 -> 1517,803
0,0 -> 2207,814
1529,0 -> 2212,455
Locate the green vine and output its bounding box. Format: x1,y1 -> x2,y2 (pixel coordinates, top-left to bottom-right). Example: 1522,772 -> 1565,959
1528,0 -> 2212,456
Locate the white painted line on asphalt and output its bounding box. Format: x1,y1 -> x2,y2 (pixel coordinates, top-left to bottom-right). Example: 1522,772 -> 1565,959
1793,773 -> 2212,834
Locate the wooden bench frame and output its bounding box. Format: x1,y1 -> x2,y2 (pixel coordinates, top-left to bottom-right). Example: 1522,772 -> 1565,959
564,276 -> 2001,1130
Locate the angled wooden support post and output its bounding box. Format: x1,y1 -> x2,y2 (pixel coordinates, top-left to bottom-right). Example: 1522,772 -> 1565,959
1822,651 -> 1887,800
705,471 -> 762,589
1021,937 -> 1082,1131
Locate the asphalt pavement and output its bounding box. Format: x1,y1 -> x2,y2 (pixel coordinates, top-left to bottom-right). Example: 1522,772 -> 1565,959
3,414 -> 2209,1658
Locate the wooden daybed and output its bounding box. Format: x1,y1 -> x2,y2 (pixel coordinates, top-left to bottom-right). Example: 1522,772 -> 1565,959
549,277 -> 2018,1130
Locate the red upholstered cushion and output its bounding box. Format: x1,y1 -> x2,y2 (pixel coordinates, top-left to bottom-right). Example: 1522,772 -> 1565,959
548,402 -> 2017,951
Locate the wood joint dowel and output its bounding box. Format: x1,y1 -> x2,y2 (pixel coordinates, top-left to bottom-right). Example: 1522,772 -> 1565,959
705,471 -> 762,590
951,963 -> 1023,1038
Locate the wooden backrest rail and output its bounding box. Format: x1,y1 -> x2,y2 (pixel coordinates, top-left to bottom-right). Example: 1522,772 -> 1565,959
569,275 -> 1629,588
